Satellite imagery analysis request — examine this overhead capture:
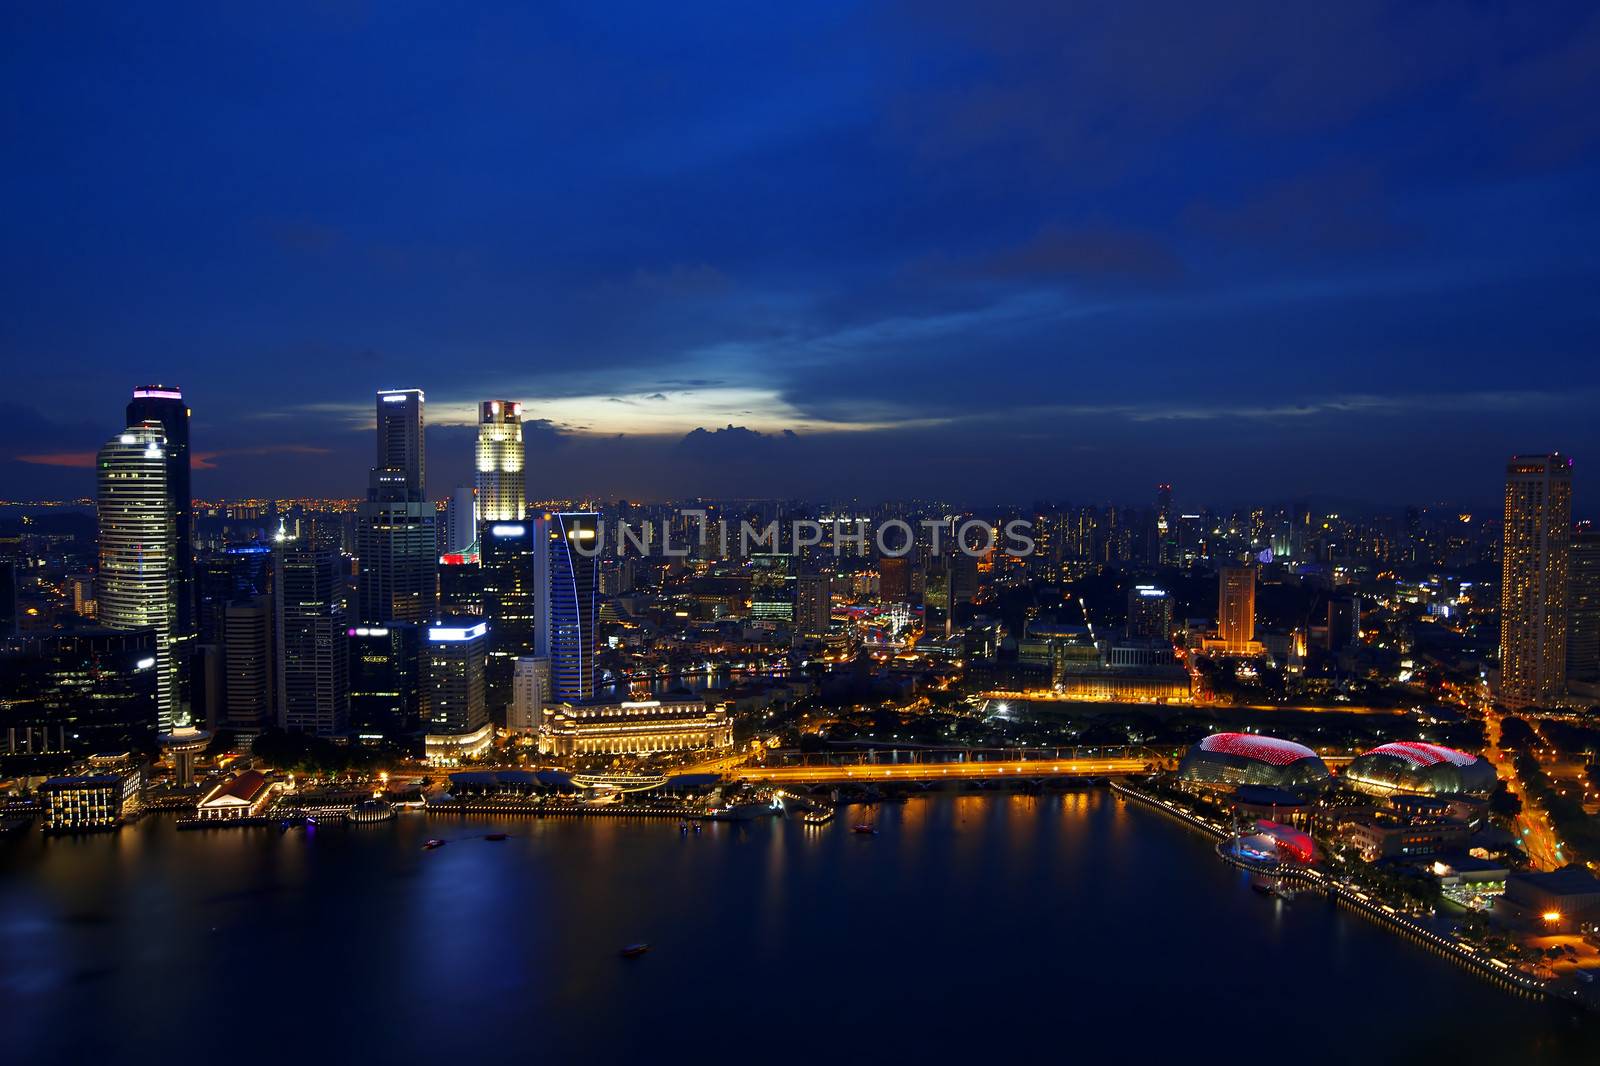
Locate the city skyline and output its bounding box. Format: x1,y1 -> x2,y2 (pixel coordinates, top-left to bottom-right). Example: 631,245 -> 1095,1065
6,5 -> 1600,504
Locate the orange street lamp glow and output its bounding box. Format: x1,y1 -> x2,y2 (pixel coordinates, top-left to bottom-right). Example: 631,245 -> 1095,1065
1541,910 -> 1562,923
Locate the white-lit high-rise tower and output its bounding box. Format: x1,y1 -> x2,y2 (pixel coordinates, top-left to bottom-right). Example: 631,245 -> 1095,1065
96,421 -> 182,732
476,400 -> 525,524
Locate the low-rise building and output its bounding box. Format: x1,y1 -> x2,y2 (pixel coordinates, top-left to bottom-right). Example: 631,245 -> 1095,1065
1498,867 -> 1600,931
424,720 -> 496,767
196,770 -> 276,821
40,767 -> 143,831
1335,814 -> 1471,862
540,694 -> 733,758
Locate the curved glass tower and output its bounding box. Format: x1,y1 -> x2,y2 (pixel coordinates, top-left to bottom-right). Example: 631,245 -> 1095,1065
96,421 -> 182,732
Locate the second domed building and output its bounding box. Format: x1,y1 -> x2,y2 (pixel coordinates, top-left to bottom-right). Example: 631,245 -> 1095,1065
1341,741 -> 1496,796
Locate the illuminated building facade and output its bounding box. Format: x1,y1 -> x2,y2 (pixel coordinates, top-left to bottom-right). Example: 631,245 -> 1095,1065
1500,453 -> 1572,707
356,389 -> 437,625
274,539 -> 349,736
475,400 -> 525,524
534,513 -> 600,703
424,619 -> 489,736
750,553 -> 794,622
1154,483 -> 1177,565
878,555 -> 912,605
0,629 -> 158,758
96,421 -> 182,732
507,655 -> 550,733
481,522 -> 538,715
348,623 -> 420,737
374,388 -> 425,496
126,387 -> 196,730
539,694 -> 733,757
445,485 -> 477,554
222,596 -> 273,737
1125,584 -> 1172,640
793,573 -> 831,636
1566,528 -> 1600,683
1214,566 -> 1257,654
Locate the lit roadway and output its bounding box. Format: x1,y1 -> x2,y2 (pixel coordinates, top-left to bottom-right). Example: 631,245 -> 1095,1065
734,757 -> 1153,784
1480,698 -> 1563,871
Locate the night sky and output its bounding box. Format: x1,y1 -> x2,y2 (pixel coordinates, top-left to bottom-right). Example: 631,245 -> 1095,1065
4,2 -> 1599,508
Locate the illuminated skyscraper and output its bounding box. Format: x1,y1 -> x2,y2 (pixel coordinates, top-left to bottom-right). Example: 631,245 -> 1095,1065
508,655 -> 550,734
375,388 -> 426,498
126,386 -> 193,636
445,485 -> 477,554
534,513 -> 600,703
1567,528 -> 1600,683
1126,584 -> 1173,640
1217,566 -> 1256,650
1154,483 -> 1177,565
794,573 -> 831,636
1500,453 -> 1573,707
424,619 -> 489,735
878,556 -> 911,605
357,389 -> 437,625
476,400 -> 525,524
96,420 -> 182,732
274,538 -> 349,735
481,520 -> 538,715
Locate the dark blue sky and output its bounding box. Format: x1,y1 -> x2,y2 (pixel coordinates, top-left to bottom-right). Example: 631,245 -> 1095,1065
4,2 -> 1599,507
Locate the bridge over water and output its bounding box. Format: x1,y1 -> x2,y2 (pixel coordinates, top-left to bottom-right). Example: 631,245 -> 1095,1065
734,747 -> 1163,785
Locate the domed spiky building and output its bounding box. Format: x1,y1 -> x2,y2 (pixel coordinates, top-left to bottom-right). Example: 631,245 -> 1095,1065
1177,732 -> 1330,790
1341,741 -> 1496,796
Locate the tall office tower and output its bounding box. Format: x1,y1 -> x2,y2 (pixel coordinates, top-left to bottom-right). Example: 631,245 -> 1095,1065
481,521 -> 538,716
97,420 -> 183,732
375,388 -> 426,497
356,389 -> 437,625
274,539 -> 349,735
793,573 -> 831,636
534,513 -> 600,703
508,655 -> 551,734
424,620 -> 489,735
1126,585 -> 1173,640
222,596 -> 274,737
476,400 -> 525,523
1500,454 -> 1574,707
445,486 -> 477,554
949,552 -> 979,608
750,553 -> 795,621
1154,483 -> 1177,566
877,556 -> 911,605
1217,566 -> 1256,649
0,629 -> 158,756
126,387 -> 193,636
1567,529 -> 1600,683
349,623 -> 421,737
197,543 -> 272,645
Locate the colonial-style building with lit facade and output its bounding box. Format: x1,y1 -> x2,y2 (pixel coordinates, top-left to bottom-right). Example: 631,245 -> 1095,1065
539,694 -> 733,758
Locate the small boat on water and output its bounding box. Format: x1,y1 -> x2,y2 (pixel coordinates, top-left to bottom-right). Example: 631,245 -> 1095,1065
619,943 -> 650,958
852,823 -> 878,835
423,838 -> 448,850
484,833 -> 508,842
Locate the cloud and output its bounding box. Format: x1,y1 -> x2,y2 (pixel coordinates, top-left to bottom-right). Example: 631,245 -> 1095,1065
16,451 -> 96,468
675,424 -> 796,460
190,444 -> 334,470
